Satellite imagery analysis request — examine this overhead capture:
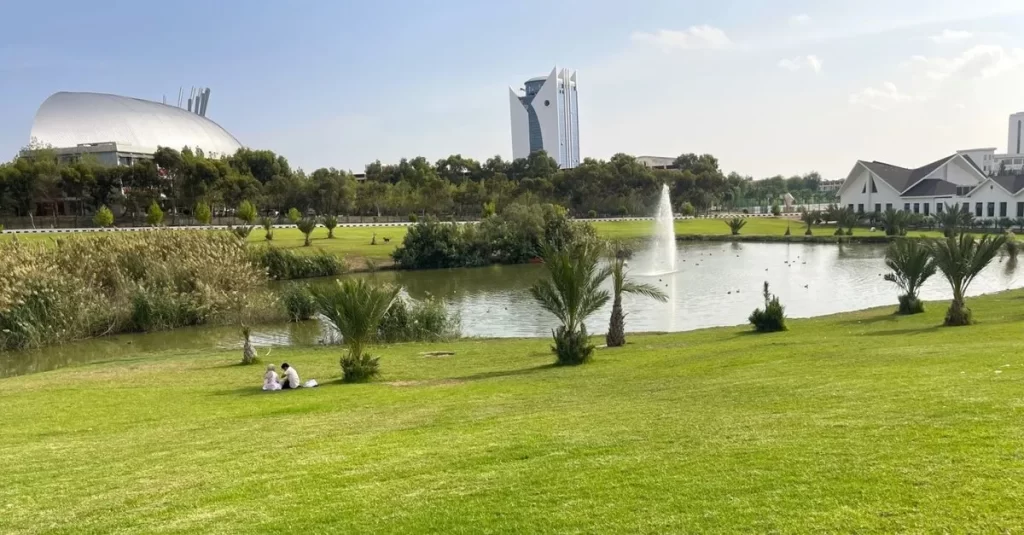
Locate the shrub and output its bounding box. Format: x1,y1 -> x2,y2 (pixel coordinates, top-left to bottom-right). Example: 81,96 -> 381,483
725,217 -> 747,236
588,209 -> 597,219
146,202 -> 164,227
409,213 -> 419,223
311,279 -> 400,383
552,325 -> 594,365
260,216 -> 274,241
482,201 -> 496,218
296,218 -> 318,246
237,200 -> 257,224
93,205 -> 114,228
287,207 -> 302,224
324,215 -> 338,238
280,284 -> 317,321
771,203 -> 782,216
378,296 -> 461,342
194,202 -> 212,226
0,232 -> 265,350
250,247 -> 346,280
680,202 -> 695,216
883,239 -> 936,315
230,225 -> 253,239
749,281 -> 786,332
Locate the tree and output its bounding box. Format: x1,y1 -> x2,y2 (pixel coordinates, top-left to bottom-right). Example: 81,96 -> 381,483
324,215 -> 338,238
195,202 -> 212,226
880,207 -> 909,236
883,239 -> 937,314
296,218 -> 317,246
93,205 -> 114,228
260,216 -> 274,241
606,248 -> 668,347
311,279 -> 400,382
146,201 -> 164,227
725,217 -> 747,236
237,200 -> 257,225
800,210 -> 817,236
836,207 -> 858,236
287,207 -> 301,224
936,203 -> 972,238
930,233 -> 1007,326
530,240 -> 611,365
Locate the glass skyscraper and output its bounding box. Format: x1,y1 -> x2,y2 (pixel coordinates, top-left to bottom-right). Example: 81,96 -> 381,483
509,68 -> 580,168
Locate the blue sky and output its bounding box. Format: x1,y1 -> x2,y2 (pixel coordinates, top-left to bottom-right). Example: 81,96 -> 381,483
2,0 -> 1024,178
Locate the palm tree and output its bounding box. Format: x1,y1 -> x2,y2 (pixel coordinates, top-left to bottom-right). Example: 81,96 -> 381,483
800,210 -> 817,236
724,217 -> 747,236
324,215 -> 339,239
606,249 -> 668,347
296,218 -> 318,246
935,203 -> 972,237
530,240 -> 611,365
930,233 -> 1007,326
833,207 -> 857,236
880,207 -> 909,236
311,278 -> 400,382
883,239 -> 937,314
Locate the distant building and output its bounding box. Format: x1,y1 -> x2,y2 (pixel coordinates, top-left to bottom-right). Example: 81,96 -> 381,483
951,112 -> 1024,176
818,179 -> 844,194
509,68 -> 580,168
636,156 -> 677,169
1009,111 -> 1024,156
28,91 -> 242,166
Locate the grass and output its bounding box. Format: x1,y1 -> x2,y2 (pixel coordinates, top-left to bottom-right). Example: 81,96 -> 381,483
4,290 -> 1024,532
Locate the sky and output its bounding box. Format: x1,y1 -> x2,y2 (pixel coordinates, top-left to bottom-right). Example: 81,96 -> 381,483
2,0 -> 1024,179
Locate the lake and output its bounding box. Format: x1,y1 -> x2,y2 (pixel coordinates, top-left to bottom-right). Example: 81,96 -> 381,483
3,241 -> 1022,377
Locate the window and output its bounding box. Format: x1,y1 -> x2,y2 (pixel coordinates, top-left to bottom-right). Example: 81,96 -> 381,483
874,203 -> 881,213
976,202 -> 983,217
885,203 -> 893,211
956,185 -> 972,196
848,204 -> 854,211
861,183 -> 866,194
857,204 -> 864,214
913,203 -> 920,214
1017,202 -> 1024,218
1000,202 -> 1007,217
987,202 -> 995,217
936,203 -> 944,214
923,203 -> 930,216
904,203 -> 911,212
870,179 -> 877,193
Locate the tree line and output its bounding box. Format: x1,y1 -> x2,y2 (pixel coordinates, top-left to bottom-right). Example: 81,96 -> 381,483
0,145 -> 830,225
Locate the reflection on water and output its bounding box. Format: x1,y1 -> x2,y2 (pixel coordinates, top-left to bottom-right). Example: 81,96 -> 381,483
4,242 -> 1024,378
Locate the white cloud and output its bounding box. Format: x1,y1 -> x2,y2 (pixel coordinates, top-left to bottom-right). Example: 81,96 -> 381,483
630,26 -> 732,51
849,82 -> 925,110
789,14 -> 812,26
778,55 -> 822,73
929,29 -> 972,44
912,44 -> 1024,80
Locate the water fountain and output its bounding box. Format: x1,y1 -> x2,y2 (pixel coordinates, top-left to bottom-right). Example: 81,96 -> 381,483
646,183 -> 678,275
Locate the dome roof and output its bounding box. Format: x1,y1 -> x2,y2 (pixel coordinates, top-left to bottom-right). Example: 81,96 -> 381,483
30,92 -> 243,157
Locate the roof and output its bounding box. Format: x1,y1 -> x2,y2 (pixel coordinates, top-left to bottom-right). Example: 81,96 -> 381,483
992,175 -> 1024,194
902,179 -> 957,197
861,154 -> 957,193
525,76 -> 549,83
30,92 -> 243,157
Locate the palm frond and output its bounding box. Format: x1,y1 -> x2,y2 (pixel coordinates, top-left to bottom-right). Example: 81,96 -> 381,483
621,281 -> 669,302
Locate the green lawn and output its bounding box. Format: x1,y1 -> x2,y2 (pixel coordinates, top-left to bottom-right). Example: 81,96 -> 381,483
4,290 -> 1024,532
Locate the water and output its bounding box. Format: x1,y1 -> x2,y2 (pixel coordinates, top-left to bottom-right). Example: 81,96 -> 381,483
646,184 -> 678,275
4,242 -> 1024,377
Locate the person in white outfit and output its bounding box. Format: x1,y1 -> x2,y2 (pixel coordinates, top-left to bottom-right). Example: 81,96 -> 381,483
280,363 -> 300,390
263,364 -> 281,391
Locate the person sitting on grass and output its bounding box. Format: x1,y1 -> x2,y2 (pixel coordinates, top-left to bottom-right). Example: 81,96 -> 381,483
279,362 -> 300,390
263,364 -> 281,391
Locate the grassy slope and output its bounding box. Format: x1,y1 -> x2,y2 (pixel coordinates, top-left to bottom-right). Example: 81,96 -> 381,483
4,291 -> 1024,533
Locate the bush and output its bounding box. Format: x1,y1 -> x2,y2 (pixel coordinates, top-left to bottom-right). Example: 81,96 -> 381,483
588,209 -> 597,219
377,296 -> 460,342
680,202 -> 695,216
552,325 -> 594,365
287,208 -> 301,224
250,247 -> 346,280
296,218 -> 317,246
324,215 -> 338,238
725,217 -> 746,235
771,203 -> 782,216
194,202 -> 212,226
93,205 -> 114,228
340,354 -> 380,383
230,225 -> 253,239
0,232 -> 265,350
280,285 -> 317,321
749,282 -> 786,332
409,213 -> 419,223
260,216 -> 274,241
482,201 -> 496,218
237,200 -> 257,224
146,202 -> 164,227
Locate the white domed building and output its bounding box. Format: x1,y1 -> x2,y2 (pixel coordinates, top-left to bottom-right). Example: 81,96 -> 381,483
29,91 -> 242,166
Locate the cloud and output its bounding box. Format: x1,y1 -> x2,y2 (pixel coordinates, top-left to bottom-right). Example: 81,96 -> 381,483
929,29 -> 972,44
778,55 -> 822,73
849,82 -> 925,110
789,14 -> 812,26
912,44 -> 1024,80
630,26 -> 732,51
